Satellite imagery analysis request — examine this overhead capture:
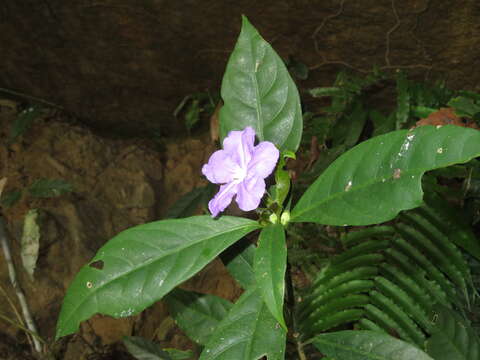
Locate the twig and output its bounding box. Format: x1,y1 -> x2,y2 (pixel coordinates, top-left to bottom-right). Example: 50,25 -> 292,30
0,312 -> 46,345
309,0 -> 432,75
0,216 -> 42,353
311,0 -> 346,53
408,0 -> 431,62
0,87 -> 63,110
385,0 -> 401,67
0,284 -> 30,339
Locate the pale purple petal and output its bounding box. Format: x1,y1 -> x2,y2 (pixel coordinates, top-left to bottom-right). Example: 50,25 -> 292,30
236,177 -> 266,212
247,141 -> 280,179
202,150 -> 239,184
208,182 -> 238,217
222,127 -> 255,169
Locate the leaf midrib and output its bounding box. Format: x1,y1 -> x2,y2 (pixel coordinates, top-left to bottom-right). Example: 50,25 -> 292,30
59,221 -> 258,335
291,156 -> 475,222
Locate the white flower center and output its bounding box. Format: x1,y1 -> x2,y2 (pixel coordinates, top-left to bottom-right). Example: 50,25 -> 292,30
232,164 -> 247,182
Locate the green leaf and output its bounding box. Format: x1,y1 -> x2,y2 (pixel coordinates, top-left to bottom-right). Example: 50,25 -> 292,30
123,336 -> 174,360
337,100 -> 367,148
55,216 -> 259,339
164,185 -> 215,219
219,16 -> 302,152
254,224 -> 286,330
8,105 -> 43,144
0,189 -> 22,208
165,288 -> 232,345
448,96 -> 480,118
425,305 -> 480,360
309,87 -> 343,98
185,99 -> 201,131
28,178 -> 73,198
199,288 -> 286,360
371,110 -> 396,137
221,239 -> 256,290
312,330 -> 434,360
164,349 -> 194,360
292,125 -> 480,225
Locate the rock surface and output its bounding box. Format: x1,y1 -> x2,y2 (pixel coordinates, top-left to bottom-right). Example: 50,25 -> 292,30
0,105 -> 240,358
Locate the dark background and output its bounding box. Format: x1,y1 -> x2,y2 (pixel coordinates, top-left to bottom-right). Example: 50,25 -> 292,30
1,0 -> 479,138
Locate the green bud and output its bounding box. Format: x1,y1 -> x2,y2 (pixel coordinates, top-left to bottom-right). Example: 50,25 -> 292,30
269,213 -> 278,224
280,211 -> 290,226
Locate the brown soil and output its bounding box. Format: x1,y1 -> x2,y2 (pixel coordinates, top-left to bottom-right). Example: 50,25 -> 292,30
0,103 -> 241,359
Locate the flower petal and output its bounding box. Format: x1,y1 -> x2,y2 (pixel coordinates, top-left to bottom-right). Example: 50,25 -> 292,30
202,150 -> 240,184
222,127 -> 255,169
247,141 -> 280,179
236,177 -> 266,212
208,182 -> 238,217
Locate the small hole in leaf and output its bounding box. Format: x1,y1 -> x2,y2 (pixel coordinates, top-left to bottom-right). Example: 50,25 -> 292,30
89,260 -> 104,270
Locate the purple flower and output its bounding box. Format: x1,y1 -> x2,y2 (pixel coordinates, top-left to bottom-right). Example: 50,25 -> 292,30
202,127 -> 280,217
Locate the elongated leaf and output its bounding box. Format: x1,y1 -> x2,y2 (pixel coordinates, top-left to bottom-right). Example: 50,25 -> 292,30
425,305 -> 480,360
219,16 -> 302,152
124,336 -> 193,360
21,209 -> 40,279
292,125 -> 480,225
0,189 -> 21,208
164,184 -> 215,219
164,349 -> 194,360
221,239 -> 256,290
28,178 -> 73,198
8,105 -> 43,144
448,96 -> 480,118
199,288 -> 286,360
56,216 -> 259,339
312,330 -> 434,360
254,224 -> 286,329
123,336 -> 173,360
165,288 -> 232,345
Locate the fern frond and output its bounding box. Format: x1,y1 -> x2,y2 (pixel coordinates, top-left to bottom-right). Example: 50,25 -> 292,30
369,290 -> 426,347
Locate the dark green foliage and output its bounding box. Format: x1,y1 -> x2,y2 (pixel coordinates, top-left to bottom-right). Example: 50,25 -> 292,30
0,190 -> 22,208
425,305 -> 480,360
123,336 -> 194,359
298,201 -> 480,354
164,184 -> 216,219
8,105 -> 43,144
165,289 -> 232,346
173,92 -> 219,133
28,178 -> 73,198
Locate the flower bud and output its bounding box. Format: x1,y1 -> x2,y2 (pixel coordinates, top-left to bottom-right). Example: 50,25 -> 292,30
280,211 -> 290,226
269,213 -> 278,224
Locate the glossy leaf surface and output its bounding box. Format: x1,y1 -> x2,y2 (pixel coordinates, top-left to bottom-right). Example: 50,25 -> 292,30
123,336 -> 184,360
219,16 -> 302,152
222,239 -> 256,290
312,330 -> 433,360
425,305 -> 480,360
199,288 -> 286,360
292,125 -> 480,225
254,224 -> 286,329
56,216 -> 259,339
165,288 -> 232,345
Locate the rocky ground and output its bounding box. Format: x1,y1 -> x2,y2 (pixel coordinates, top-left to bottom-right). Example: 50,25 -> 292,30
0,103 -> 242,359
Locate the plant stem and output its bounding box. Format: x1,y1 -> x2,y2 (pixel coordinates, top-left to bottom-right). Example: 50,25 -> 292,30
0,216 -> 42,353
0,87 -> 63,109
0,312 -> 46,344
285,260 -> 307,360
